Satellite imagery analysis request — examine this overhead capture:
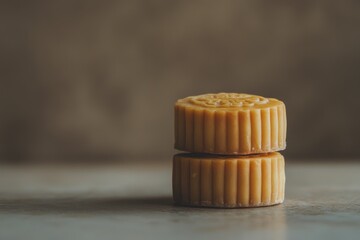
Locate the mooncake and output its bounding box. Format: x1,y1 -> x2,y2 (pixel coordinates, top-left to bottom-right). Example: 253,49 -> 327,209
172,152 -> 285,208
175,93 -> 286,155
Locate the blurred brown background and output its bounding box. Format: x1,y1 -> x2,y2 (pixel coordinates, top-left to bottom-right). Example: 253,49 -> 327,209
1,0 -> 359,162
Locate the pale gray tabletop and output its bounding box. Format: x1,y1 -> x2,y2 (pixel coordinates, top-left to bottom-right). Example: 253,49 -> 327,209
0,161 -> 359,240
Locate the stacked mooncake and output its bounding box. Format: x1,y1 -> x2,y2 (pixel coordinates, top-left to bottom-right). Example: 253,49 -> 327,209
173,93 -> 286,208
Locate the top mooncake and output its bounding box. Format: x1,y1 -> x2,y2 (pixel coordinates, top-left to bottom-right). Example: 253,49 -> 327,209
174,93 -> 286,155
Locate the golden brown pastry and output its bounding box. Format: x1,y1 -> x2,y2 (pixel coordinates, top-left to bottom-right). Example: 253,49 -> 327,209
173,152 -> 285,208
175,93 -> 286,155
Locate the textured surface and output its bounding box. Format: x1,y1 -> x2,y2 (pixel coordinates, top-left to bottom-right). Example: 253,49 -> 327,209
0,161 -> 359,240
173,153 -> 285,207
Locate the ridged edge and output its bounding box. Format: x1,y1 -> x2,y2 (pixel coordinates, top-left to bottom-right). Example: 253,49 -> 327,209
174,103 -> 287,155
172,153 -> 285,208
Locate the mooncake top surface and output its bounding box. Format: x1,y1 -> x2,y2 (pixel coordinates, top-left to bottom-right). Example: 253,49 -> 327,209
176,93 -> 283,110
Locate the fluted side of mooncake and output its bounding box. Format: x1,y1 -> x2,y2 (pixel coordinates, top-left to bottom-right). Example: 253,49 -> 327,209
174,103 -> 287,155
172,152 -> 285,208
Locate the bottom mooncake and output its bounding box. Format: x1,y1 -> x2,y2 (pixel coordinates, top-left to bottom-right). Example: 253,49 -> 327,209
172,152 -> 285,208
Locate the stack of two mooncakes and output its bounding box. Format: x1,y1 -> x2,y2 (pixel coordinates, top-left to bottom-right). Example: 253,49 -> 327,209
173,93 -> 287,208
